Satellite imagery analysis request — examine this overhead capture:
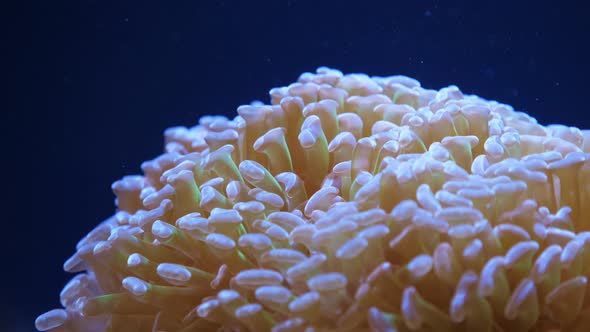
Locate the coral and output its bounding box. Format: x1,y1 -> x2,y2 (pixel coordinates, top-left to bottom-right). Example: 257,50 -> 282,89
36,67 -> 590,332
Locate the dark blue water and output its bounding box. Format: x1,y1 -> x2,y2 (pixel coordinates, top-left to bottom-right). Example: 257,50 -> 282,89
14,0 -> 589,330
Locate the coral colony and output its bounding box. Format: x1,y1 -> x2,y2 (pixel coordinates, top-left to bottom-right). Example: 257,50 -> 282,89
37,67 -> 590,331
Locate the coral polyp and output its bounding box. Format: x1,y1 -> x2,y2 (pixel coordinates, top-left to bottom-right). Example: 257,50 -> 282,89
37,67 -> 590,332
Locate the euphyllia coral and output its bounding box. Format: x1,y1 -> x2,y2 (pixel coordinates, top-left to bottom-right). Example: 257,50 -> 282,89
37,67 -> 590,332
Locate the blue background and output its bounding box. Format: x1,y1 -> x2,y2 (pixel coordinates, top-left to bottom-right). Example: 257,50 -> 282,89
11,0 -> 589,330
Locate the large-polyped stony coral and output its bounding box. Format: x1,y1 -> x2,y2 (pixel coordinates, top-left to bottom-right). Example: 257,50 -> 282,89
36,67 -> 590,332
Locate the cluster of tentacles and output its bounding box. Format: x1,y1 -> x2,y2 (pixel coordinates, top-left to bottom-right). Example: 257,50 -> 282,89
36,67 -> 590,332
